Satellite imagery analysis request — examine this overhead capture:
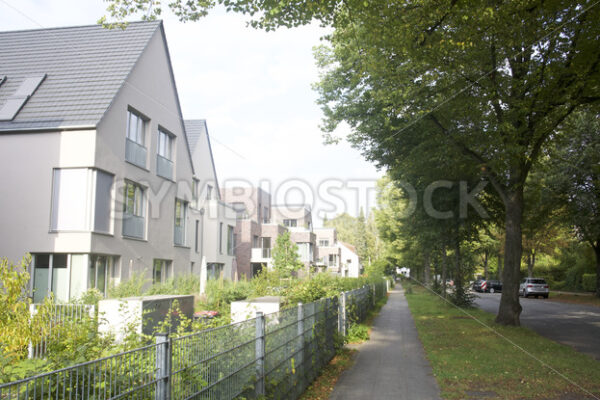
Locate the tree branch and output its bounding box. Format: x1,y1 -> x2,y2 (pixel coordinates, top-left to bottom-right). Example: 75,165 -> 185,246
428,114 -> 509,204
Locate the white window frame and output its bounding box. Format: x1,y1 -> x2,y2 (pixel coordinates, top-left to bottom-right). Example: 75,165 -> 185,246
127,109 -> 146,146
158,128 -> 173,160
124,181 -> 144,217
174,198 -> 187,246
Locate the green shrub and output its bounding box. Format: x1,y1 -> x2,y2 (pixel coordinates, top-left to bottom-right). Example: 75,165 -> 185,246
582,274 -> 597,292
346,323 -> 369,343
108,271 -> 148,298
0,255 -> 35,363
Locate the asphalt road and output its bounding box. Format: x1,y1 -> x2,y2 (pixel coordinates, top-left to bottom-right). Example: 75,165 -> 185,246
474,293 -> 600,360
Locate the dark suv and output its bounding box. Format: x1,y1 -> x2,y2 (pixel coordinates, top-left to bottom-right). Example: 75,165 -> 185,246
473,279 -> 502,293
486,280 -> 502,293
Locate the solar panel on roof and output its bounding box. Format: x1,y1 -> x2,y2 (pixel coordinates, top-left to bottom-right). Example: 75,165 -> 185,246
0,74 -> 46,121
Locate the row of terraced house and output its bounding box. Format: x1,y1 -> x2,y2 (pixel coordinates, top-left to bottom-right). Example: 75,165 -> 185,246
0,20 -> 362,303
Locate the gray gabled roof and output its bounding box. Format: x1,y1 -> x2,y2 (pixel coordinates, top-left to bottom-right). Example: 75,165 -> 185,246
0,21 -> 161,132
184,119 -> 221,198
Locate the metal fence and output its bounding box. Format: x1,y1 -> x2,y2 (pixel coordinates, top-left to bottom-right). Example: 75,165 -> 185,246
28,303 -> 96,359
1,280 -> 388,400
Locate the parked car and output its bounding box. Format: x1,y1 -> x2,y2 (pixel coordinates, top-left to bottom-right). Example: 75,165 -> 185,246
486,280 -> 502,293
519,278 -> 549,298
473,279 -> 487,292
473,279 -> 502,293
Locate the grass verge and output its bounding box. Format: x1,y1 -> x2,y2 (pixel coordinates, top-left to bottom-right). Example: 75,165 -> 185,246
300,294 -> 389,399
404,284 -> 600,400
548,292 -> 600,307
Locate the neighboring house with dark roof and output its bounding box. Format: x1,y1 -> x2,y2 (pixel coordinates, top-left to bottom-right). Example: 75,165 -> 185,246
0,21 -> 209,301
184,119 -> 237,290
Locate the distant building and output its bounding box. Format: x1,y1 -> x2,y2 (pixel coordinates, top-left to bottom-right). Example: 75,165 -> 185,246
339,242 -> 362,278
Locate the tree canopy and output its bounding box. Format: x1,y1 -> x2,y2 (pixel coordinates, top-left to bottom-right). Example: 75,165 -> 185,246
102,0 -> 600,322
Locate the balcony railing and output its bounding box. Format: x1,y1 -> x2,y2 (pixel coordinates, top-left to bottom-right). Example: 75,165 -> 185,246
125,138 -> 147,168
122,214 -> 145,239
251,247 -> 271,261
157,154 -> 174,180
174,225 -> 185,246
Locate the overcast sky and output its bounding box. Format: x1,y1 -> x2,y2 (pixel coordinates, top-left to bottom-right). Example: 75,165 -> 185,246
0,0 -> 383,224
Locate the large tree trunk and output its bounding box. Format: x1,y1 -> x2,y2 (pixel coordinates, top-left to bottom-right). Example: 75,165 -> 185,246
496,191 -> 524,326
441,245 -> 448,298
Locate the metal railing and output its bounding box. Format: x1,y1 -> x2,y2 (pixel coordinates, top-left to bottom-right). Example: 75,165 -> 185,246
28,303 -> 96,359
1,280 -> 388,400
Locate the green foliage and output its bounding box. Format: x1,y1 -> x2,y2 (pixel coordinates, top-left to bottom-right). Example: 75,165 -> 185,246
145,274 -> 200,295
324,211 -> 380,265
108,271 -> 148,298
77,288 -> 104,305
271,231 -> 304,277
0,255 -> 34,362
345,323 -> 369,343
108,273 -> 199,298
205,278 -> 252,308
582,274 -> 597,293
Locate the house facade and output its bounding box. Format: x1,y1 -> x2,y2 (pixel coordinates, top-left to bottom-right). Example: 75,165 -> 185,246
339,242 -> 363,278
0,22 -> 234,301
184,120 -> 237,290
314,228 -> 342,273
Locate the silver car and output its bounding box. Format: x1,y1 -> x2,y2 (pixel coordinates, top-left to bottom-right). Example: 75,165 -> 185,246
520,278 -> 549,298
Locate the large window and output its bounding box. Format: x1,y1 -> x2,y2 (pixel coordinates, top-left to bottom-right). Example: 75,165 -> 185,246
261,237 -> 271,258
157,128 -> 174,179
207,263 -> 224,280
122,181 -> 145,239
283,219 -> 297,227
88,255 -> 115,296
174,199 -> 187,246
328,254 -> 338,267
227,225 -> 235,256
153,259 -> 172,284
125,109 -> 147,168
51,168 -> 113,233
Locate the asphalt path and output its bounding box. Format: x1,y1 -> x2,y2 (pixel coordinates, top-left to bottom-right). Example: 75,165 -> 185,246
330,285 -> 441,400
474,293 -> 600,360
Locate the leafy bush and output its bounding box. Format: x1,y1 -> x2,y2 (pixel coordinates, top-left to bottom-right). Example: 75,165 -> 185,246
146,274 -> 200,295
582,274 -> 597,292
0,255 -> 35,363
108,271 -> 148,298
345,323 -> 369,343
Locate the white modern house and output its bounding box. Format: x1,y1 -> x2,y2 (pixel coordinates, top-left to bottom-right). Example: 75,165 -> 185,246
0,21 -> 231,301
339,242 -> 362,278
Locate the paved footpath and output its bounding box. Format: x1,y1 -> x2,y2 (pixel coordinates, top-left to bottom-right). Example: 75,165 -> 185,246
330,284 -> 442,400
